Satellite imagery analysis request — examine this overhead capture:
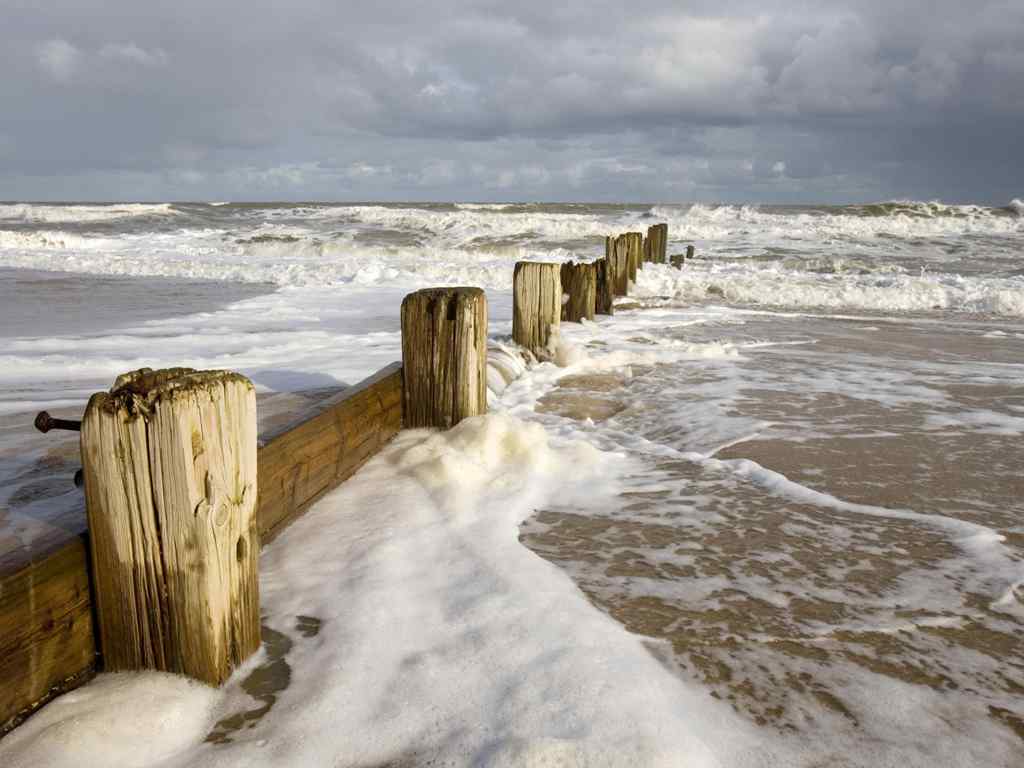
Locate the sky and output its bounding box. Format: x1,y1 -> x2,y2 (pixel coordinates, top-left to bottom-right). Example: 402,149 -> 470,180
1,0 -> 1021,204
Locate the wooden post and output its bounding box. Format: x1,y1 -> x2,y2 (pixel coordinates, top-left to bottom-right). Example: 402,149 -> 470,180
80,367 -> 260,686
560,261 -> 596,322
626,232 -> 643,282
513,261 -> 561,357
594,258 -> 614,315
606,236 -> 629,296
401,287 -> 487,429
630,232 -> 644,273
686,245 -> 695,260
646,223 -> 668,264
670,253 -> 685,269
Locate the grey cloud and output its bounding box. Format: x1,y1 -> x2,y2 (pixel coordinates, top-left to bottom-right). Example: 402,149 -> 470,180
0,0 -> 1021,202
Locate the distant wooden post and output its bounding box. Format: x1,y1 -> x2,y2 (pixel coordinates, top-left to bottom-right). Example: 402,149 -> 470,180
594,258 -> 614,315
513,261 -> 561,357
626,232 -> 643,282
401,287 -> 487,429
80,367 -> 260,686
606,236 -> 629,296
646,223 -> 668,264
686,245 -> 695,260
631,232 -> 645,275
670,253 -> 685,269
560,261 -> 596,322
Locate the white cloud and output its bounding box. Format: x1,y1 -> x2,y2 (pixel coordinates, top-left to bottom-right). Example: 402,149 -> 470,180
35,39 -> 80,83
99,43 -> 168,67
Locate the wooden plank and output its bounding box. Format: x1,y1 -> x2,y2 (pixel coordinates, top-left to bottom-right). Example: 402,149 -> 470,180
256,363 -> 404,540
0,536 -> 96,735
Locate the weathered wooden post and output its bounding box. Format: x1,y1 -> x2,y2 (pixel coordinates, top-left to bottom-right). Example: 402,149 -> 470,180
626,233 -> 643,274
80,367 -> 260,686
595,258 -> 614,315
401,287 -> 487,429
626,232 -> 643,282
560,261 -> 596,322
670,253 -> 685,269
606,236 -> 629,296
686,245 -> 695,260
513,261 -> 561,358
646,223 -> 668,264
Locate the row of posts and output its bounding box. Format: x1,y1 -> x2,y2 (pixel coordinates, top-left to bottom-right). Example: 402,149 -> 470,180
72,222 -> 681,694
399,222 -> 675,427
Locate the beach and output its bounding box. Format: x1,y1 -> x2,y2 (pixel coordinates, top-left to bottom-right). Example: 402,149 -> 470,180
0,200 -> 1022,766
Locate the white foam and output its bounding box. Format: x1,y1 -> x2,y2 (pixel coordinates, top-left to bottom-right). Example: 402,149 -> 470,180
0,673 -> 219,768
651,201 -> 1023,241
635,262 -> 1024,317
0,415 -> 768,767
0,203 -> 178,223
697,454 -> 1024,617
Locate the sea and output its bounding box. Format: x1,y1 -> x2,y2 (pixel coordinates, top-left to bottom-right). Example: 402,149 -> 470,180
0,200 -> 1022,767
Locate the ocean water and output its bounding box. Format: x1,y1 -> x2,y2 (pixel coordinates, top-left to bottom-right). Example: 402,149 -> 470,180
0,200 -> 1022,765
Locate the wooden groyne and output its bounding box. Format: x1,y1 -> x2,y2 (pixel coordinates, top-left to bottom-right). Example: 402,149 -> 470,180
1,365 -> 403,732
1,219 -> 693,735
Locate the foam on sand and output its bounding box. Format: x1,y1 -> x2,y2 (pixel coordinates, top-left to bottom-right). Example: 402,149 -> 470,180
0,414 -> 766,767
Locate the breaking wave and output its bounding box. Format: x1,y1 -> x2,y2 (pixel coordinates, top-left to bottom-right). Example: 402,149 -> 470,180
0,203 -> 179,224
637,263 -> 1024,317
650,201 -> 1023,241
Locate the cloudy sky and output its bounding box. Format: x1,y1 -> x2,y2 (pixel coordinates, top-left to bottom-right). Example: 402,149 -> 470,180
1,0 -> 1021,203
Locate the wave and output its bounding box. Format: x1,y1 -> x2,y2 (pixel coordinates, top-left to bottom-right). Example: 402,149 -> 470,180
636,263 -> 1024,317
0,230 -> 572,290
650,202 -> 1023,242
262,204 -> 626,246
0,203 -> 179,224
0,229 -> 123,251
1009,199 -> 1024,216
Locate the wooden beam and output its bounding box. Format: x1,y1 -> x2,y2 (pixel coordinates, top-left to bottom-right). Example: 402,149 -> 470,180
257,363 -> 403,539
0,537 -> 96,735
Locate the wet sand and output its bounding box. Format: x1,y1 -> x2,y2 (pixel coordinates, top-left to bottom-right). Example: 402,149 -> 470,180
521,306 -> 1024,754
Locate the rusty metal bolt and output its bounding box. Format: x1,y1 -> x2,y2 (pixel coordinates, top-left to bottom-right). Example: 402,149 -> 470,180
34,411 -> 81,433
